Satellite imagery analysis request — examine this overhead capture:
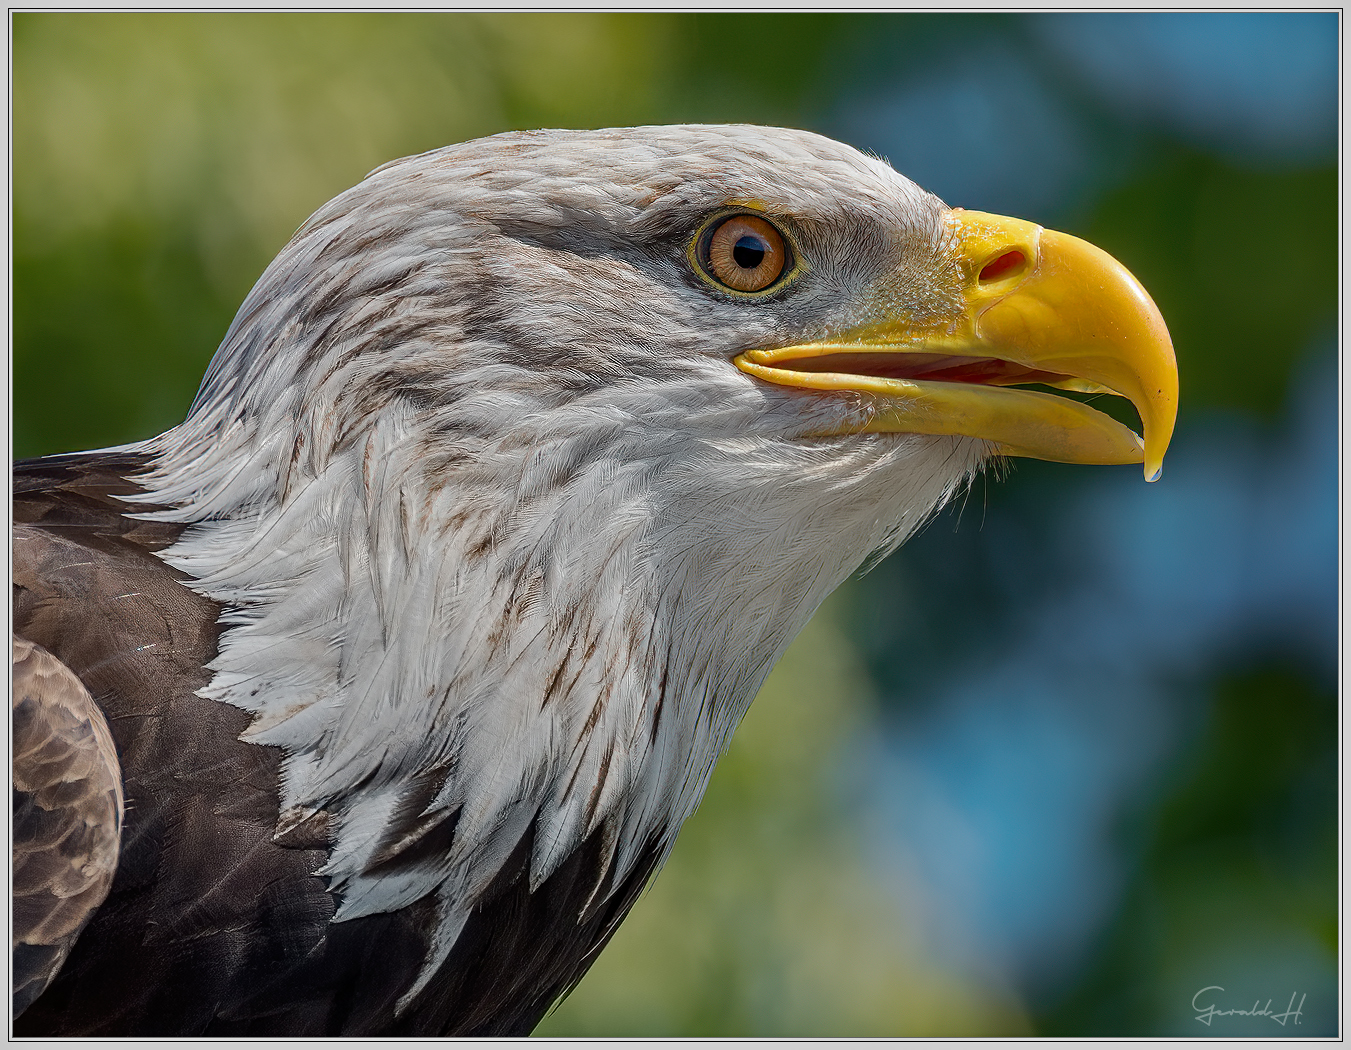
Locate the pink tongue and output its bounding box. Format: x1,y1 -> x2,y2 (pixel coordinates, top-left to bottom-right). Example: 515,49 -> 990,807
788,352 -> 1070,388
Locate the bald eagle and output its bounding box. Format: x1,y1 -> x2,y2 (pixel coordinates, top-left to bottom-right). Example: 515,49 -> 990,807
12,125 -> 1176,1036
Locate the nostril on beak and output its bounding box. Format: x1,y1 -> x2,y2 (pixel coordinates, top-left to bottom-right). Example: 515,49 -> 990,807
979,249 -> 1027,284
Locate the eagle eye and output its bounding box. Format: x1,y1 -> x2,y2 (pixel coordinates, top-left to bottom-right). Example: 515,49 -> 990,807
695,213 -> 792,294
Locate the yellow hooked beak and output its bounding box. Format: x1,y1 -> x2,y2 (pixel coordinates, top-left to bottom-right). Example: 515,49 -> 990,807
734,210 -> 1179,481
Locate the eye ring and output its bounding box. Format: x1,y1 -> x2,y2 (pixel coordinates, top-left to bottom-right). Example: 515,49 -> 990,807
692,212 -> 796,296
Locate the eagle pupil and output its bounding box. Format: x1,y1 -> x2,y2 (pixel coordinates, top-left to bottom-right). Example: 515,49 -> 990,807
733,236 -> 766,269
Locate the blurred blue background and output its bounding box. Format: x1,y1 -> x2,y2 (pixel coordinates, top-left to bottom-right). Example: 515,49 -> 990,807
12,12 -> 1339,1036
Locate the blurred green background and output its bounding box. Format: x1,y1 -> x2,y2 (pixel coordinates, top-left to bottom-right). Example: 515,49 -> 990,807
12,12 -> 1338,1037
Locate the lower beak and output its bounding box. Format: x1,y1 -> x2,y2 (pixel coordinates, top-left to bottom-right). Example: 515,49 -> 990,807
734,210 -> 1179,482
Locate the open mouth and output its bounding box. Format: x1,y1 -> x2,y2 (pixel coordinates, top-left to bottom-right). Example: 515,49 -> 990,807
769,351 -> 1083,390
736,345 -> 1150,471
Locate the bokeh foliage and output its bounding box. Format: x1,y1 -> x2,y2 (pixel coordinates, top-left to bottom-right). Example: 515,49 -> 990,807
1042,663 -> 1338,1035
12,12 -> 1338,1036
1085,152 -> 1336,418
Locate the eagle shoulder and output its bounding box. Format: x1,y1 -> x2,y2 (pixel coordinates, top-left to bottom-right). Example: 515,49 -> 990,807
11,452 -> 338,1034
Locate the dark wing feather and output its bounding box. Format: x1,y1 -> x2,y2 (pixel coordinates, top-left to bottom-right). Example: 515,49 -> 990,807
12,636 -> 124,1015
12,452 -> 341,1035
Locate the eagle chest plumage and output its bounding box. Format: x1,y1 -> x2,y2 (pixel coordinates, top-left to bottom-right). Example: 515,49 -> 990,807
11,125 -> 1176,1036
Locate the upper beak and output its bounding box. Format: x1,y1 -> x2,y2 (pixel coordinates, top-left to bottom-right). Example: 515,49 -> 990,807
734,210 -> 1179,482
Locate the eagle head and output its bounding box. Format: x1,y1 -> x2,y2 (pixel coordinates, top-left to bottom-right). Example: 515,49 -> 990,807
123,125 -> 1176,1019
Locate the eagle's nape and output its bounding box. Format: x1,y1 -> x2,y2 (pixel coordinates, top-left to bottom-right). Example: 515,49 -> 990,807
11,124 -> 1177,1035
